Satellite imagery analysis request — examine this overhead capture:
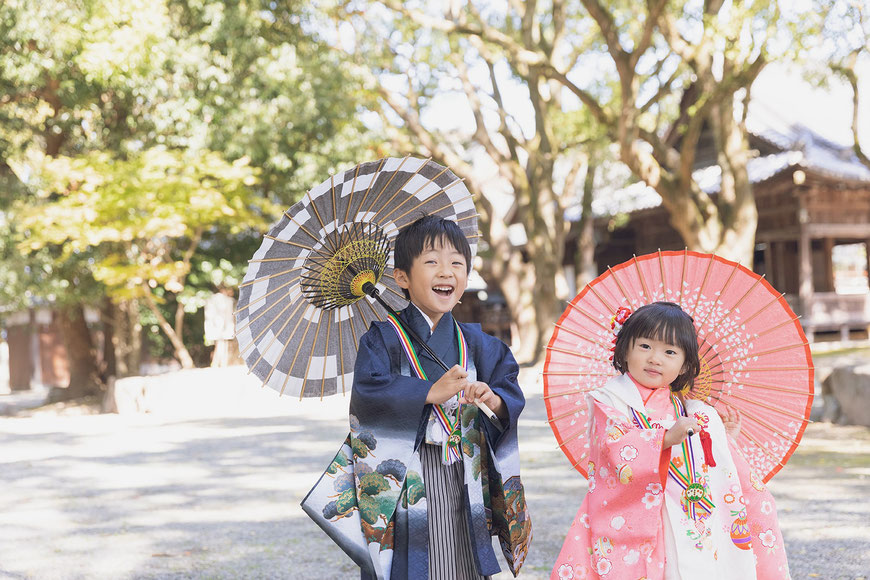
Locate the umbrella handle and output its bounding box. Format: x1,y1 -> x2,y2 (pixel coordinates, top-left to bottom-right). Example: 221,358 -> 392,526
362,282 -> 506,433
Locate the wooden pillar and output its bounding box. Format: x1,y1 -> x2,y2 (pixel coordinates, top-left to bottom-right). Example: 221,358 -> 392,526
799,226 -> 814,340
774,241 -> 787,293
823,237 -> 835,292
763,242 -> 773,286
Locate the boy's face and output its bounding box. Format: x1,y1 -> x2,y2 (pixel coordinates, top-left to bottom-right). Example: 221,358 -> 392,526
394,238 -> 468,327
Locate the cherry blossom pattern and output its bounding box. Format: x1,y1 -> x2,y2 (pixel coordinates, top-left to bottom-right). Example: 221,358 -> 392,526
759,529 -> 778,549
620,445 -> 639,461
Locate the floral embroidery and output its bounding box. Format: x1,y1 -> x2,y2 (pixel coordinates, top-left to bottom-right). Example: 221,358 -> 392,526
623,549 -> 640,565
759,529 -> 777,548
596,557 -> 613,575
640,428 -> 659,442
610,516 -> 625,530
620,445 -> 639,461
761,500 -> 772,515
580,512 -> 590,528
557,563 -> 574,579
642,492 -> 662,509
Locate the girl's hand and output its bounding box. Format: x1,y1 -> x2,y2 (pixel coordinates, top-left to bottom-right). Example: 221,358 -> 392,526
460,381 -> 507,419
664,416 -> 700,448
717,405 -> 742,440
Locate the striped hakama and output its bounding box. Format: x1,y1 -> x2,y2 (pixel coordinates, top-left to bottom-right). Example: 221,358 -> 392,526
419,442 -> 490,580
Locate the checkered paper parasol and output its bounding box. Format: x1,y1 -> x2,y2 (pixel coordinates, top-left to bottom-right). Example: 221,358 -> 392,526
234,156 -> 478,400
544,250 -> 814,483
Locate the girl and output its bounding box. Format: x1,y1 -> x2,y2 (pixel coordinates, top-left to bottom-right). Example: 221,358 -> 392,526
552,301 -> 790,580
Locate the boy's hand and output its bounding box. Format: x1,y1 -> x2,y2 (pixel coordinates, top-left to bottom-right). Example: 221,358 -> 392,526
460,381 -> 507,420
426,365 -> 468,405
717,405 -> 742,440
663,416 -> 700,448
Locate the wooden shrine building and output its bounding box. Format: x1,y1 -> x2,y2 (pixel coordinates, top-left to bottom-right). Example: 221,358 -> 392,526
589,124 -> 870,342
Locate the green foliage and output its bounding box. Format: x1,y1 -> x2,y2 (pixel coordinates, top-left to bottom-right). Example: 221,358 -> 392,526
15,148 -> 276,300
358,472 -> 390,496
0,0 -> 373,367
335,487 -> 357,514
351,435 -> 371,459
404,470 -> 425,506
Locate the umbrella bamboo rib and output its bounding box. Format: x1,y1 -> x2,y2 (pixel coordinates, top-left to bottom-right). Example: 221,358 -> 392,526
354,158 -> 388,221
722,379 -> 812,396
456,213 -> 481,224
707,342 -> 808,373
632,255 -> 650,302
658,250 -> 667,299
235,284 -> 302,336
238,298 -> 304,357
282,209 -> 330,250
361,296 -> 384,322
247,257 -> 306,264
304,188 -> 338,255
391,180 -> 469,227
319,315 -> 333,400
558,428 -> 586,449
722,366 -> 812,373
571,452 -> 589,470
565,300 -> 611,331
697,261 -> 740,330
548,407 -> 587,423
699,311 -> 796,361
235,276 -> 299,313
554,322 -> 611,349
606,266 -> 633,306
546,345 -> 603,361
741,292 -> 787,326
370,157 -> 434,223
678,248 -> 688,305
343,163 -> 361,226
718,389 -> 811,421
543,383 -> 612,399
263,235 -> 332,261
718,400 -> 802,445
587,284 -> 615,312
691,255 -> 715,318
239,267 -> 302,290
282,316 -> 315,397
260,306 -> 313,389
377,164 -> 451,224
737,427 -> 788,470
248,300 -> 305,376
338,311 -> 347,396
363,155 -> 411,218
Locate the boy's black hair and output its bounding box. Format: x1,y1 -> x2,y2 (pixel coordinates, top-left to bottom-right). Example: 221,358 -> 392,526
611,301 -> 700,392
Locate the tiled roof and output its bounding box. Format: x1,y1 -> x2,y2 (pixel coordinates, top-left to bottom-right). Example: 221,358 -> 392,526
567,123 -> 870,221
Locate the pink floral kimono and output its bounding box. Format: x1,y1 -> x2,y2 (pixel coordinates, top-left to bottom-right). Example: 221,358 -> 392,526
552,374 -> 790,580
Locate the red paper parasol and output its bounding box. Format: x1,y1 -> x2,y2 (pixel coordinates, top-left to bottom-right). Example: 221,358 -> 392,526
544,250 -> 814,483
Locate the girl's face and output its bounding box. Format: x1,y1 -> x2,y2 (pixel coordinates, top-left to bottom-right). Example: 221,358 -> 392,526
625,336 -> 686,390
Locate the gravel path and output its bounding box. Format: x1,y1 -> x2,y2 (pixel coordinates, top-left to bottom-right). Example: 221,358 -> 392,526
1,365 -> 868,580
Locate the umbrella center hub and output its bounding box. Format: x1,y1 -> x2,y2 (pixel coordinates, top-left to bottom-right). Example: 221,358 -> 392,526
351,270 -> 377,297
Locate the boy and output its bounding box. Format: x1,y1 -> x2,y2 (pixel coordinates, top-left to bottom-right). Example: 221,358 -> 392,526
302,215 -> 531,579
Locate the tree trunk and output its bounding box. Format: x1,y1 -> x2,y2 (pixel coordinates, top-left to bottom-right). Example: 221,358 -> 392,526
708,96 -> 757,265
142,288 -> 195,369
575,164 -> 598,289
108,299 -> 142,378
50,305 -> 103,402
101,297 -> 116,381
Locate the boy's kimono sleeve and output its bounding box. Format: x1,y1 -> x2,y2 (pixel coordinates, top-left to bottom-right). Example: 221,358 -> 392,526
552,398 -> 670,580
301,326 -> 432,580
473,331 -> 525,449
